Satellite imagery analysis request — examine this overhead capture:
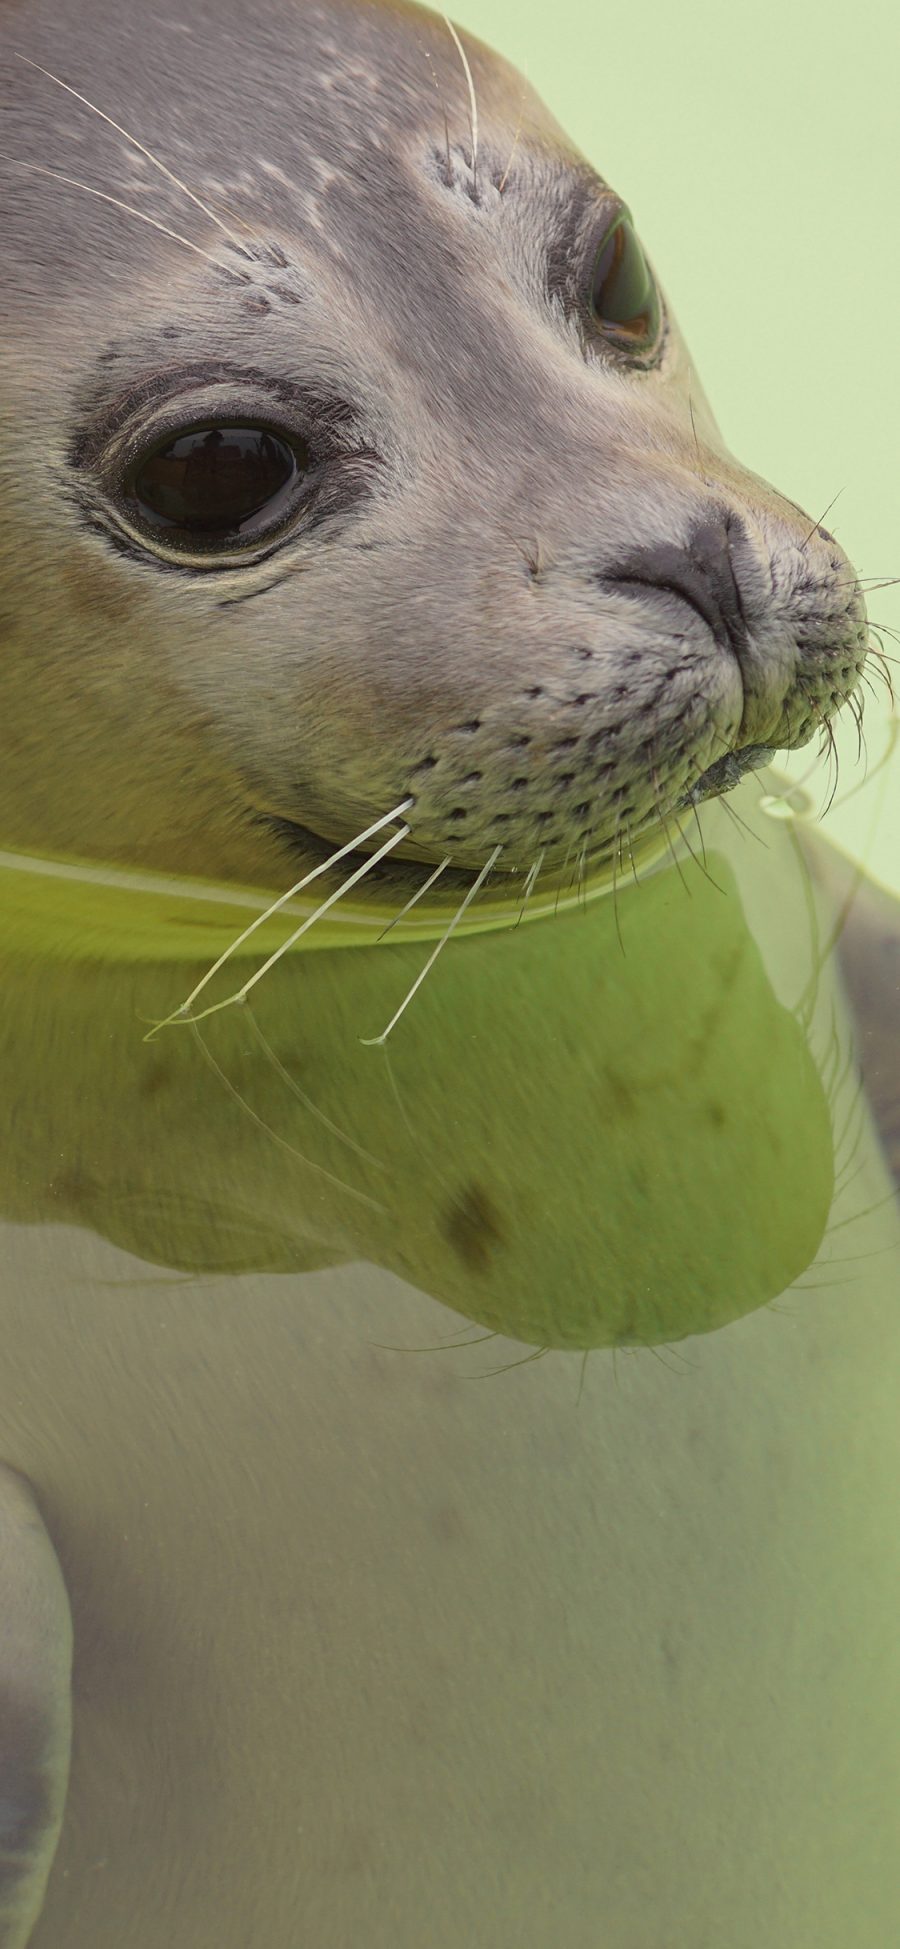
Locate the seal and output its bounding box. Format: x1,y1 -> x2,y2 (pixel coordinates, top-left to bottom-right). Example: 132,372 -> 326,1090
2,5 -> 897,1948
0,0 -> 873,955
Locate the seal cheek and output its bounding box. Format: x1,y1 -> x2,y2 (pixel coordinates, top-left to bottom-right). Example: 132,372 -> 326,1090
56,550 -> 146,632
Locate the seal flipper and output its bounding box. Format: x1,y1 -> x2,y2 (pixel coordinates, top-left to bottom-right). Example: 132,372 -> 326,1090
0,1466 -> 72,1949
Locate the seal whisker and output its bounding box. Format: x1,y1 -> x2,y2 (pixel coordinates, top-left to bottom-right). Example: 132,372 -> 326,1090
497,67 -> 528,194
575,839 -> 589,912
867,622 -> 900,661
442,15 -> 478,194
686,366 -> 702,468
167,820 -> 412,1027
610,821 -> 625,954
690,800 -> 709,871
465,1344 -> 549,1378
846,688 -> 866,769
146,799 -> 413,1034
623,818 -> 642,891
188,1017 -> 385,1210
514,851 -> 543,927
241,1002 -> 387,1171
360,843 -> 503,1045
376,855 -> 452,942
554,842 -> 574,915
650,765 -> 691,896
670,804 -> 726,895
14,54 -> 255,259
804,699 -> 841,816
836,575 -> 900,593
0,153 -> 234,270
419,40 -> 452,179
799,488 -> 845,553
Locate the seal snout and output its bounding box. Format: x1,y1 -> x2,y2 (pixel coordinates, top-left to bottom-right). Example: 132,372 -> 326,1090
383,499 -> 867,884
600,514 -> 752,673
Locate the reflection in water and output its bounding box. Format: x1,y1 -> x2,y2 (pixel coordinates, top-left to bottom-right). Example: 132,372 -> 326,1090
1,782 -> 900,1947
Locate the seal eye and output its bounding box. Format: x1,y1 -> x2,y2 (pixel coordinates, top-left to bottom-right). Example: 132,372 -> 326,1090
125,425 -> 306,539
588,216 -> 660,351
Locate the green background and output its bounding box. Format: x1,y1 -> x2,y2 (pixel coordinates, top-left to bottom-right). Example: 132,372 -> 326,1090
452,0 -> 900,886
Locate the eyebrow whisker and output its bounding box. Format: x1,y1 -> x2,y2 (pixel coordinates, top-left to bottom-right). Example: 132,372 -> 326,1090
14,53 -> 255,259
443,16 -> 479,195
0,153 -> 235,270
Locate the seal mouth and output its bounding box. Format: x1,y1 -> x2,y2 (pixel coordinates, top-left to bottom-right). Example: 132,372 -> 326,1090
262,807 -> 667,926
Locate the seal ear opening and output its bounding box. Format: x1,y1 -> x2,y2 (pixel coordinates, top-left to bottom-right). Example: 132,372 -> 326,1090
0,1465 -> 73,1949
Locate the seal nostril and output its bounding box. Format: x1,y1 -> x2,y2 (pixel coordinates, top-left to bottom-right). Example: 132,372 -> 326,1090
602,517 -> 750,667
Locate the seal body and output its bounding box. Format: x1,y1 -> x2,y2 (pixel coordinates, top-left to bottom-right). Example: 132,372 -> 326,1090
0,0 -> 868,918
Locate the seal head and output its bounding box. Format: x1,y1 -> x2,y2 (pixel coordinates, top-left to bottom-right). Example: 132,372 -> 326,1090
0,0 -> 869,922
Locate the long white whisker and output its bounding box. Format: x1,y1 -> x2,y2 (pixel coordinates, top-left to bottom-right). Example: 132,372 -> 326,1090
238,824 -> 410,991
361,844 -> 502,1046
420,42 -> 452,177
443,16 -> 478,192
575,839 -> 588,912
497,69 -> 528,193
0,154 -> 233,269
147,799 -> 413,1033
376,856 -> 452,941
173,824 -> 411,1027
14,54 -> 254,259
515,851 -> 543,927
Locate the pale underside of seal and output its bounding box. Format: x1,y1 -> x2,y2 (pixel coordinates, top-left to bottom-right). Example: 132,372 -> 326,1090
0,0 -> 876,949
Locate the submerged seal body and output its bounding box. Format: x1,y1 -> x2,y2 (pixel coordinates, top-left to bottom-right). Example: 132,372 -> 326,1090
0,0 -> 869,932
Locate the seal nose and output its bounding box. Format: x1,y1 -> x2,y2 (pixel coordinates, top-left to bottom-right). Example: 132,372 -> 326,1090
602,515 -> 751,664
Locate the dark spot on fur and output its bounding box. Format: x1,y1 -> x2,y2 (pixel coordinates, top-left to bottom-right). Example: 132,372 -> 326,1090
442,1183 -> 506,1272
